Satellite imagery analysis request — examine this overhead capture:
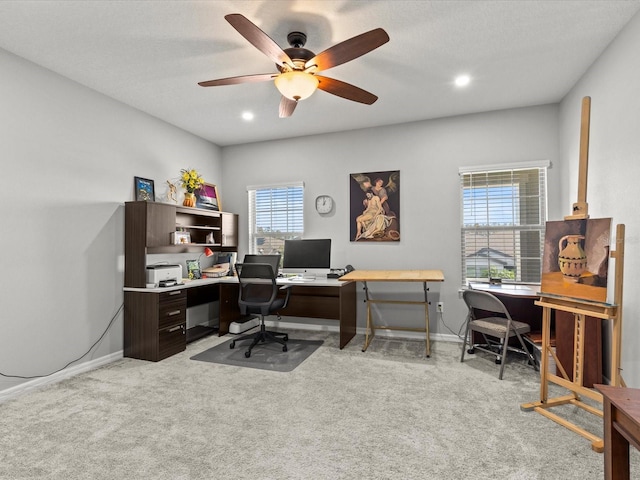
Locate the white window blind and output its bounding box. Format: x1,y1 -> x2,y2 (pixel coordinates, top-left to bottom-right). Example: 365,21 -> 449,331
460,163 -> 548,284
247,182 -> 304,255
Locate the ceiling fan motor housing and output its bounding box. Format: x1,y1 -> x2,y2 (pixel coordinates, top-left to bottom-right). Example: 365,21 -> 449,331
287,31 -> 307,48
277,32 -> 316,72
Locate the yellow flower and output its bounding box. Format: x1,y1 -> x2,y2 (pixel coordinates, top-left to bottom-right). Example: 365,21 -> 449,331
180,168 -> 205,193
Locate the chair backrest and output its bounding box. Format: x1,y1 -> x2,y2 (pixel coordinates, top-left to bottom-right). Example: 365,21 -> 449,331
235,262 -> 279,315
462,289 -> 512,320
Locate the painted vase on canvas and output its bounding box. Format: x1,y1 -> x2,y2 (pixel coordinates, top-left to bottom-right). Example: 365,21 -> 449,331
558,234 -> 587,282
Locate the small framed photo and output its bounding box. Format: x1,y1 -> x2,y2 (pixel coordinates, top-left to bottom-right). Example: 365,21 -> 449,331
171,231 -> 191,245
186,259 -> 202,280
134,176 -> 155,201
195,183 -> 221,211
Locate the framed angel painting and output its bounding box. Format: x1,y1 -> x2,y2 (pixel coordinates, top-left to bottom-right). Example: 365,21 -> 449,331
350,170 -> 400,242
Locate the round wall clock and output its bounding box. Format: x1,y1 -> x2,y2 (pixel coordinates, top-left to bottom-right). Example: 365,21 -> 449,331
315,195 -> 333,214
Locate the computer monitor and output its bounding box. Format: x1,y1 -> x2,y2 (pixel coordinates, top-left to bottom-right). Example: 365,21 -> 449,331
241,254 -> 281,276
282,239 -> 331,277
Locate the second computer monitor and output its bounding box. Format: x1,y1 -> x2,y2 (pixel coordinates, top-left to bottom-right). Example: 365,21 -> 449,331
241,254 -> 281,276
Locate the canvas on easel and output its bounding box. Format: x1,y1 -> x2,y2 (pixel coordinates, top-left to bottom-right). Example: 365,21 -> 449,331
521,97 -> 625,454
541,217 -> 611,303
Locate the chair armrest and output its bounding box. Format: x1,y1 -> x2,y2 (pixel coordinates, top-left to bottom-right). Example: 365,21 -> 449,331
279,284 -> 292,309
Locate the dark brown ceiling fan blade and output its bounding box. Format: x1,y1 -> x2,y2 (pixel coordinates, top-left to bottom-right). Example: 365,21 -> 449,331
305,28 -> 389,72
316,76 -> 378,105
279,96 -> 298,118
198,73 -> 276,87
225,13 -> 294,69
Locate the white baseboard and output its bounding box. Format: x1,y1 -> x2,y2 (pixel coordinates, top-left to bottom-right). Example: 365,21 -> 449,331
265,319 -> 341,333
264,319 -> 461,343
0,351 -> 123,404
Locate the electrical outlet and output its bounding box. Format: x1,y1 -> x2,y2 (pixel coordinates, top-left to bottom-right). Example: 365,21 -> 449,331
437,302 -> 444,313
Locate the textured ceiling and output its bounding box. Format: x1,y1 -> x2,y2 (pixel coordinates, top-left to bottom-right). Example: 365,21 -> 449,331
0,1 -> 639,146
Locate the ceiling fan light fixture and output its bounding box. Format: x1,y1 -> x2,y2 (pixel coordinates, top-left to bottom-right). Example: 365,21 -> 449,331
274,71 -> 319,101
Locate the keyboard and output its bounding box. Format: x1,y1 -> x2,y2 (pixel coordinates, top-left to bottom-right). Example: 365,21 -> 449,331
284,276 -> 316,283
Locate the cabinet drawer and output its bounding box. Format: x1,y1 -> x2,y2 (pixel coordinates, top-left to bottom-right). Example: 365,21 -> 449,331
158,301 -> 186,330
158,289 -> 186,329
158,323 -> 186,360
159,289 -> 186,304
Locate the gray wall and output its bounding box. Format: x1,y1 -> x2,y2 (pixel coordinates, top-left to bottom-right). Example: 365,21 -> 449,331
0,49 -> 222,394
3,5 -> 640,397
221,105 -> 561,336
560,11 -> 640,386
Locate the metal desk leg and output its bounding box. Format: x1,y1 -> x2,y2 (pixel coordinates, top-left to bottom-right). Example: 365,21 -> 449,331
423,281 -> 431,358
362,281 -> 375,352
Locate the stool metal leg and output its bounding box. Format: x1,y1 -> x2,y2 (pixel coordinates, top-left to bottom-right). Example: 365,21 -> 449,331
362,281 -> 375,352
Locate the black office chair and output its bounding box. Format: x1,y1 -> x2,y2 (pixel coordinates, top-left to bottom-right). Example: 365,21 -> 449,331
460,289 -> 537,379
230,263 -> 291,358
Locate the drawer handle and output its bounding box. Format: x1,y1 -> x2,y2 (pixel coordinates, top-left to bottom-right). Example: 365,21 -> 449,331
168,290 -> 182,296
167,325 -> 183,333
166,310 -> 181,316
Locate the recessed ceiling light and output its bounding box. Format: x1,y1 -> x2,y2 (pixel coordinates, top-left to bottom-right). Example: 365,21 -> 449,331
242,111 -> 254,121
454,75 -> 471,87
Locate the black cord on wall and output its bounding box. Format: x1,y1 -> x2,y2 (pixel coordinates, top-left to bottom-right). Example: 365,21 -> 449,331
0,303 -> 124,379
437,310 -> 467,340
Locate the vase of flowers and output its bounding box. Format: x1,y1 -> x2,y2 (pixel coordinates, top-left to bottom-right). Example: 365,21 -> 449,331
180,168 -> 205,207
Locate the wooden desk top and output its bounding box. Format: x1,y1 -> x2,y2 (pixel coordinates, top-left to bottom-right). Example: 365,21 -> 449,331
339,269 -> 444,283
596,384 -> 640,422
124,275 -> 349,292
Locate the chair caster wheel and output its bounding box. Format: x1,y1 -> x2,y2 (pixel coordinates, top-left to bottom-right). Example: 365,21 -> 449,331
230,342 -> 235,349
245,351 -> 251,358
467,348 -> 475,354
283,345 -> 288,352
495,358 -> 502,364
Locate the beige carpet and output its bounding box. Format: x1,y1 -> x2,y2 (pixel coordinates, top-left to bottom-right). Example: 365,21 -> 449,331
0,330 -> 636,479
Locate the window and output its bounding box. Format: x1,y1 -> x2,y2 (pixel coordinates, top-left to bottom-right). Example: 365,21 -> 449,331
247,182 -> 304,256
460,161 -> 549,285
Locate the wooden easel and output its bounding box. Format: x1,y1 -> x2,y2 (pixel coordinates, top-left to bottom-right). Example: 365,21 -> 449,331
520,97 -> 625,452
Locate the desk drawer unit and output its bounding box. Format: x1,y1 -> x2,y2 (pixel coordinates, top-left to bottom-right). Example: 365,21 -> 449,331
124,289 -> 187,361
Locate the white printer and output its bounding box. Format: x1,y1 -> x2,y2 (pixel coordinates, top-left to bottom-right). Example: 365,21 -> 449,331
146,264 -> 182,287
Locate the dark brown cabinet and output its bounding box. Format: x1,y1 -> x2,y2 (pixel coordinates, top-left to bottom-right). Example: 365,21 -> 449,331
125,201 -> 238,288
124,289 -> 187,361
124,201 -> 239,361
221,212 -> 238,248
